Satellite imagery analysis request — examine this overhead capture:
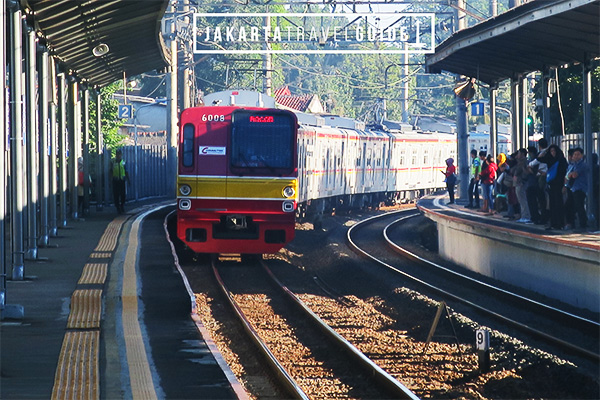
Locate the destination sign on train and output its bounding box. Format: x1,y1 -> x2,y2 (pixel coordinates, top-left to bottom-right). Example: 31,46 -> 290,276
193,13 -> 435,55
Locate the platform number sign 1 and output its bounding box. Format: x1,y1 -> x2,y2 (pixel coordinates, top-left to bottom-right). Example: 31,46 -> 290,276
118,104 -> 132,119
471,102 -> 485,116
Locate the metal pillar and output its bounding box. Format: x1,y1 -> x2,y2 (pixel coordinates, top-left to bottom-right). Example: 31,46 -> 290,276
456,94 -> 469,201
1,0 -> 7,315
489,86 -> 497,158
49,57 -> 58,236
82,88 -> 90,215
510,78 -> 521,150
520,75 -> 529,148
25,25 -> 38,260
57,72 -> 68,227
68,79 -> 80,219
582,59 -> 595,226
38,48 -> 50,245
95,90 -> 104,211
9,5 -> 24,281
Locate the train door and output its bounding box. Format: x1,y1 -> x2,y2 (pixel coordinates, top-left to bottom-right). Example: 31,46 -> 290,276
360,142 -> 367,189
326,148 -> 331,191
381,142 -> 387,190
340,140 -> 346,194
423,147 -> 431,186
298,132 -> 307,202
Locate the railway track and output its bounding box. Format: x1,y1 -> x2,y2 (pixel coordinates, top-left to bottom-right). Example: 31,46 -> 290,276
346,209 -> 600,363
212,257 -> 418,400
166,208 -> 598,398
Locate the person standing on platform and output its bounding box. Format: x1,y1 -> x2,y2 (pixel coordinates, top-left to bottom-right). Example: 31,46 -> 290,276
464,149 -> 481,209
442,157 -> 457,204
513,148 -> 532,223
110,149 -> 129,214
565,147 -> 589,231
539,144 -> 568,230
77,157 -> 91,217
479,154 -> 498,214
529,139 -> 549,224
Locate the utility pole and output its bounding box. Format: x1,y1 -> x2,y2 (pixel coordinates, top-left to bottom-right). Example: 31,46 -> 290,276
166,1 -> 178,197
263,15 -> 272,96
182,0 -> 191,109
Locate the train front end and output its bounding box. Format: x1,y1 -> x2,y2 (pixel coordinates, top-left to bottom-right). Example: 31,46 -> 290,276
177,106 -> 298,254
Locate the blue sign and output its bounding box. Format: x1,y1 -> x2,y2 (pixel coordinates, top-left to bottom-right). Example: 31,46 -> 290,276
471,102 -> 485,116
118,104 -> 132,119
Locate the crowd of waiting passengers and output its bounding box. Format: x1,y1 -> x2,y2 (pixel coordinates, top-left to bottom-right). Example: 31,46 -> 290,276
448,138 -> 600,232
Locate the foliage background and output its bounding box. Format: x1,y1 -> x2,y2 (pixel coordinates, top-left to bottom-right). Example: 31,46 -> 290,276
100,0 -> 599,147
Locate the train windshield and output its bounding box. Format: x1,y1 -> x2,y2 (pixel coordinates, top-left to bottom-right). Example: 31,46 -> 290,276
230,110 -> 296,171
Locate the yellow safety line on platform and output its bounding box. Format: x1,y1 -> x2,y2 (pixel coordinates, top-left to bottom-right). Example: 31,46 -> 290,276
51,331 -> 99,400
52,216 -> 127,400
67,289 -> 102,329
95,217 -> 127,252
78,263 -> 108,285
122,213 -> 158,400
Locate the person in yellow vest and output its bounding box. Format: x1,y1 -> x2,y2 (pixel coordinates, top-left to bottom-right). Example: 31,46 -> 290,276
110,149 -> 129,213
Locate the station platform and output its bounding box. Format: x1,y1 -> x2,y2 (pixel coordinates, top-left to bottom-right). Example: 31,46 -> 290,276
417,195 -> 600,314
0,199 -> 243,399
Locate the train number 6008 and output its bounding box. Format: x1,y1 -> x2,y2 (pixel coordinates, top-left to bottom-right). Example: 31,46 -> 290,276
202,114 -> 225,122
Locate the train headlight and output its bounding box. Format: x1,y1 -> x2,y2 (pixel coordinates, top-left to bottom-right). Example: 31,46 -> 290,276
282,186 -> 295,198
179,199 -> 191,210
282,201 -> 295,212
179,184 -> 192,196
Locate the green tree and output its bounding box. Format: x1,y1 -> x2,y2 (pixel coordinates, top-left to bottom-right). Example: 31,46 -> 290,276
89,81 -> 128,155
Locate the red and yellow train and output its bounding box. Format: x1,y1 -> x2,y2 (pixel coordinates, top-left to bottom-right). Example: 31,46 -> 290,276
176,104 -> 298,254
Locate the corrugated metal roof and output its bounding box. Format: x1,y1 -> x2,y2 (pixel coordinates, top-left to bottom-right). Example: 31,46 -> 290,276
426,0 -> 600,84
25,0 -> 169,87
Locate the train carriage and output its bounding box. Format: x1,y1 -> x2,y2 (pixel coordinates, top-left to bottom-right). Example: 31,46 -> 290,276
177,105 -> 298,254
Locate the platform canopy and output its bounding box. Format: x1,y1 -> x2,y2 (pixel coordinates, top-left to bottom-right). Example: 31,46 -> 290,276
426,0 -> 600,84
23,0 -> 170,87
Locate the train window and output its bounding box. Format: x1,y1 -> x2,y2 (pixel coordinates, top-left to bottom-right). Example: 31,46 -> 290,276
423,149 -> 429,164
182,123 -> 195,167
231,110 -> 296,170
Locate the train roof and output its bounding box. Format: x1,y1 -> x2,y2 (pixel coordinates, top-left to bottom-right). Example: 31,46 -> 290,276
203,90 -> 276,108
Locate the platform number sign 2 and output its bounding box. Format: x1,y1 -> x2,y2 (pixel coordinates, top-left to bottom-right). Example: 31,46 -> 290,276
118,104 -> 132,119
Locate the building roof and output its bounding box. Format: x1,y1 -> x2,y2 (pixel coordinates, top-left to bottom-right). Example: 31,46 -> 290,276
25,0 -> 170,87
426,0 -> 600,84
274,86 -> 324,113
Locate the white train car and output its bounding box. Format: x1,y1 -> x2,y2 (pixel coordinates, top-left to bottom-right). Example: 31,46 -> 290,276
201,90 -> 509,219
469,131 -> 512,155
387,130 -> 456,202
